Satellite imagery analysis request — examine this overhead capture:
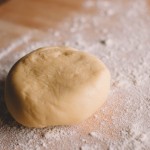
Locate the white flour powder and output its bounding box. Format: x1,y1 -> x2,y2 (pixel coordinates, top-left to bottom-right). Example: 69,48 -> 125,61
0,0 -> 150,149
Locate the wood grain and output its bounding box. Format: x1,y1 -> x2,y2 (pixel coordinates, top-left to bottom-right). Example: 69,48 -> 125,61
0,0 -> 85,29
0,0 -> 150,149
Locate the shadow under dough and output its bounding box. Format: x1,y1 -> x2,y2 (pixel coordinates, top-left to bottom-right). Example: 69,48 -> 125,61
0,79 -> 16,126
0,0 -> 9,5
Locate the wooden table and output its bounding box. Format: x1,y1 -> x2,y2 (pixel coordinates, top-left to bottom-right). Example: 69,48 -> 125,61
0,0 -> 150,149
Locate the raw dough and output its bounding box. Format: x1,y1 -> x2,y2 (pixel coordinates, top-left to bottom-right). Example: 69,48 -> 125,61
5,47 -> 111,128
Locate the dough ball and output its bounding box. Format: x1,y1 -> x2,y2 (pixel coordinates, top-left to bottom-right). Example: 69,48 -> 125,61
5,47 -> 111,128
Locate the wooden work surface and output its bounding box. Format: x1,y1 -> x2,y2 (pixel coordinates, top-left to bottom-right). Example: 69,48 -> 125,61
0,0 -> 150,150
0,0 -> 86,29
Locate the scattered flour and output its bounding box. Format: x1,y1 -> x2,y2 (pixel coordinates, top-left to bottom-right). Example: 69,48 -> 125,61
0,34 -> 31,60
0,0 -> 150,149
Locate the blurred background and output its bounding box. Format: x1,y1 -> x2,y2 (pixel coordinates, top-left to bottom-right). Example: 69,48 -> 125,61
0,0 -> 150,149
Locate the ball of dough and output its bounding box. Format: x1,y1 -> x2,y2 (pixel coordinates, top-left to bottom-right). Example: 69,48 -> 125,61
5,47 -> 111,128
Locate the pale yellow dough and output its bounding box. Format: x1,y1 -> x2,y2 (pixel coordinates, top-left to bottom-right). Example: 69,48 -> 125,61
5,47 -> 111,128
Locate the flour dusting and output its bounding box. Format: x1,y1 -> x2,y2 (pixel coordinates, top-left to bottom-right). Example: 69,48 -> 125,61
0,0 -> 150,149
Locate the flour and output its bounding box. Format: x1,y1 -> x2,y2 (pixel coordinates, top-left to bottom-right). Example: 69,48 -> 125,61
83,0 -> 94,8
0,0 -> 150,149
0,34 -> 31,60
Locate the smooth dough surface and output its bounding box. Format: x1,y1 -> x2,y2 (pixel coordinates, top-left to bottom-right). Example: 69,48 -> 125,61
5,47 -> 111,128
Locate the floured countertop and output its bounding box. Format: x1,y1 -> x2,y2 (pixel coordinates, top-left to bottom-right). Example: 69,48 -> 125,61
0,0 -> 150,149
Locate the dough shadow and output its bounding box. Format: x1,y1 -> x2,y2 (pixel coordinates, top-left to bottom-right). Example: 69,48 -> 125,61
0,79 -> 17,127
0,0 -> 9,5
